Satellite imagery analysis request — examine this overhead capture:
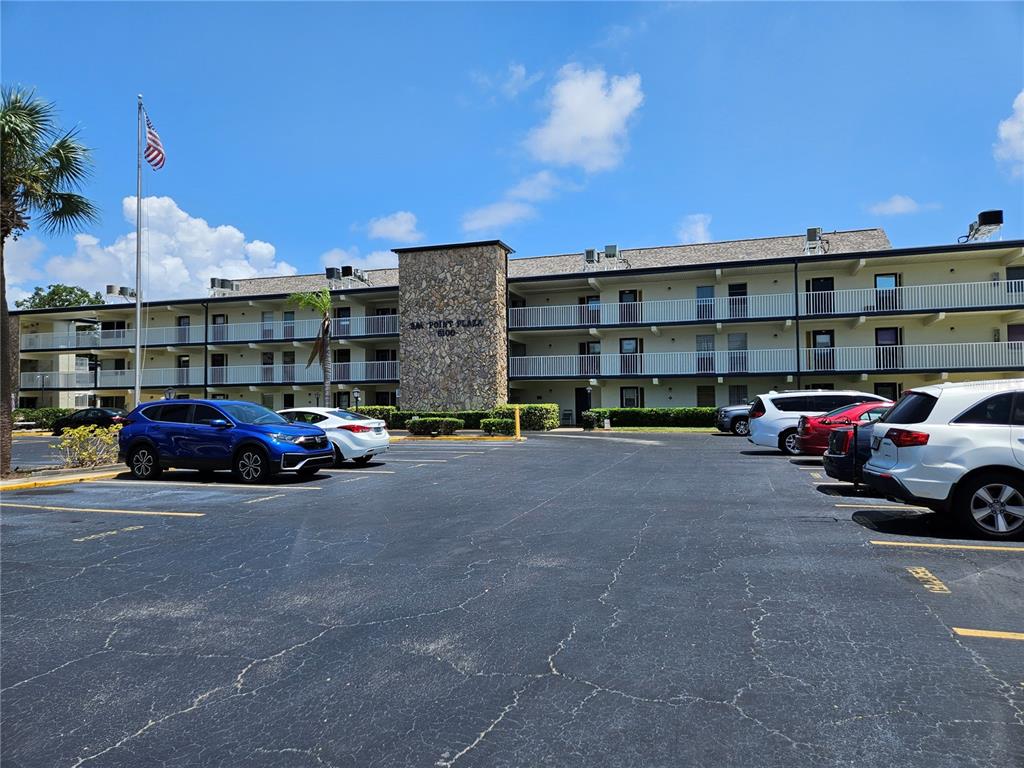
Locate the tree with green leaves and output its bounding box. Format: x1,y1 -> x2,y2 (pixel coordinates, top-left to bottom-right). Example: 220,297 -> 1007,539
288,288 -> 333,408
15,283 -> 103,309
1,86 -> 99,475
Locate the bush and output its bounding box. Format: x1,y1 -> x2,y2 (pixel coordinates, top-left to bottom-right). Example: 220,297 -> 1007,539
582,407 -> 717,428
490,403 -> 560,431
350,408 -> 489,430
480,418 -> 516,436
351,405 -> 398,426
12,407 -> 75,430
58,425 -> 121,468
406,417 -> 464,436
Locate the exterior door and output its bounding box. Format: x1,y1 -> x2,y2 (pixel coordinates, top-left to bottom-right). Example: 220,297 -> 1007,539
176,315 -> 190,344
618,290 -> 641,324
578,295 -> 600,326
176,355 -> 190,386
696,334 -> 715,373
333,306 -> 351,336
210,353 -> 227,384
811,330 -> 835,371
727,333 -> 748,373
282,311 -> 295,339
578,341 -> 600,376
261,351 -> 274,383
574,387 -> 592,425
212,314 -> 227,342
619,337 -> 642,375
696,286 -> 714,320
333,348 -> 351,381
875,327 -> 903,369
261,311 -> 274,340
805,277 -> 835,314
874,273 -> 902,311
282,351 -> 296,382
727,283 -> 748,319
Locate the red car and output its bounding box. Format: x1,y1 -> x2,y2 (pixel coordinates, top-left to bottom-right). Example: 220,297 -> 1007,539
795,400 -> 893,455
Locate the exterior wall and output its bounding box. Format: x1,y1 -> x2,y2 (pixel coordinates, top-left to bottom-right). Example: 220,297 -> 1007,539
398,242 -> 509,410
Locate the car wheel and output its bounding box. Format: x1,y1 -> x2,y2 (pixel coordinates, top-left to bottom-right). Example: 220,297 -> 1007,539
353,455 -> 373,465
234,447 -> 272,484
333,445 -> 346,467
129,445 -> 161,480
731,418 -> 750,436
778,429 -> 800,456
954,473 -> 1024,539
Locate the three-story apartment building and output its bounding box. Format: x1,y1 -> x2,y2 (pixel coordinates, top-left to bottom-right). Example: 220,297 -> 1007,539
14,226 -> 1024,424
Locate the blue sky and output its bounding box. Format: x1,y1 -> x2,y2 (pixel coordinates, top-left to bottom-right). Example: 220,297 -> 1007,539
3,1 -> 1022,300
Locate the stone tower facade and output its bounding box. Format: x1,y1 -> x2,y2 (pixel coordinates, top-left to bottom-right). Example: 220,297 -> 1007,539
395,241 -> 510,411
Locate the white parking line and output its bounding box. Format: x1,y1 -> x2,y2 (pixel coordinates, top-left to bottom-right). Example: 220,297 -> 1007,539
243,494 -> 286,504
386,458 -> 447,463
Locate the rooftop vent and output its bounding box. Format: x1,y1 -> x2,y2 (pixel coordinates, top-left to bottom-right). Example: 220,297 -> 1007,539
208,278 -> 240,297
960,209 -> 1003,243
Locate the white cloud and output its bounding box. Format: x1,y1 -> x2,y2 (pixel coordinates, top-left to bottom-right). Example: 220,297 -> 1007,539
3,236 -> 45,284
320,246 -> 397,271
676,213 -> 712,244
501,63 -> 543,99
8,196 -> 299,301
867,195 -> 940,216
995,89 -> 1024,178
365,211 -> 423,243
525,63 -> 644,173
461,201 -> 536,233
506,171 -> 561,202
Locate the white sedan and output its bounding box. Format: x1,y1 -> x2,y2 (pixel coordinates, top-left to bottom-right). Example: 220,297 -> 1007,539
278,407 -> 389,465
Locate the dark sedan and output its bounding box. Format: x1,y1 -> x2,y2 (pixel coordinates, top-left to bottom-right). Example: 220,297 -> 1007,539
822,423 -> 873,485
52,407 -> 128,435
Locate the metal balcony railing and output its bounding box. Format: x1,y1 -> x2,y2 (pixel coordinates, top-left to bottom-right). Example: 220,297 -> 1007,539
330,314 -> 400,337
508,349 -> 797,378
800,279 -> 1024,315
800,341 -> 1024,373
330,361 -> 400,382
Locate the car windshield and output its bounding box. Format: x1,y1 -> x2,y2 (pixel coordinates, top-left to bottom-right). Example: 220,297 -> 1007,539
821,405 -> 856,419
219,402 -> 288,425
328,409 -> 365,421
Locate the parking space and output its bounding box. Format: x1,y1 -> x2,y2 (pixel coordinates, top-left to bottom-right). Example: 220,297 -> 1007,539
2,434 -> 1021,767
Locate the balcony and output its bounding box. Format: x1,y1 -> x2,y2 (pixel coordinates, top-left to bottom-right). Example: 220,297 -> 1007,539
331,314 -> 400,337
509,349 -> 797,378
800,341 -> 1024,373
801,279 -> 1024,316
509,294 -> 794,329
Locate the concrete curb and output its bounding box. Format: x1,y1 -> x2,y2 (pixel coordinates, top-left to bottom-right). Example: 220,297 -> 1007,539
391,435 -> 525,442
1,469 -> 122,492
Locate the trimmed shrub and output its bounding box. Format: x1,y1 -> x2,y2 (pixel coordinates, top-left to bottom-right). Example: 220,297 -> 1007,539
583,407 -> 717,428
13,407 -> 75,430
480,418 -> 516,436
490,404 -> 560,431
579,410 -> 600,430
351,408 -> 489,430
350,405 -> 398,426
406,417 -> 464,436
58,425 -> 121,468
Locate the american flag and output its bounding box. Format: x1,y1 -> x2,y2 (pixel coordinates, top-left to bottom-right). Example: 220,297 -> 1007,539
144,110 -> 165,170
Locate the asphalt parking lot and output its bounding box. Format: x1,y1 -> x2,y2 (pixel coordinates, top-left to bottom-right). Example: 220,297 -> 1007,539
9,435 -> 61,470
1,434 -> 1021,767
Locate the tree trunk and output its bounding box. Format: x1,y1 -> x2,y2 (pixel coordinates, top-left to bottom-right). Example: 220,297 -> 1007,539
321,325 -> 331,409
1,236 -> 13,476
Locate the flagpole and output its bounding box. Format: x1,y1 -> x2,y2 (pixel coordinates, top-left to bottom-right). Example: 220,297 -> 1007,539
134,94 -> 143,407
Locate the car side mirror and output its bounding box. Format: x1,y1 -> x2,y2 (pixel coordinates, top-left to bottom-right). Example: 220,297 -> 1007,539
209,419 -> 230,429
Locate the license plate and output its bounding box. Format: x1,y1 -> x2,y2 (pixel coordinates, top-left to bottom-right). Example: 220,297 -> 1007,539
871,436 -> 881,450
373,427 -> 382,434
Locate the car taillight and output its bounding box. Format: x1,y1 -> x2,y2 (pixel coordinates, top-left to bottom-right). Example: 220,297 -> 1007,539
749,403 -> 765,418
340,424 -> 372,433
112,416 -> 130,424
839,430 -> 853,453
884,428 -> 929,447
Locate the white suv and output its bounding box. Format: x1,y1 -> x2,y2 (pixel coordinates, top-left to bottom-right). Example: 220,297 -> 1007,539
748,390 -> 885,455
862,379 -> 1024,539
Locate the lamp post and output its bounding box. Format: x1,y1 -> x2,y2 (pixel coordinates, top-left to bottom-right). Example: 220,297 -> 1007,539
163,387 -> 175,400
352,387 -> 362,411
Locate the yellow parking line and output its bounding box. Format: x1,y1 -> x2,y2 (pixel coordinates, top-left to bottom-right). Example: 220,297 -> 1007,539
1,502 -> 204,518
869,540 -> 1024,553
91,479 -> 322,491
810,472 -> 823,480
905,566 -> 951,594
953,627 -> 1024,641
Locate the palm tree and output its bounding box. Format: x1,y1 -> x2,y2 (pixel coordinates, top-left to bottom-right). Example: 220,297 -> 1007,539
1,86 -> 99,475
288,288 -> 333,407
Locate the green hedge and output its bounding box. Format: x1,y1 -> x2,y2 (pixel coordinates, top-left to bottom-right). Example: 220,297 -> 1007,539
350,406 -> 397,425
351,407 -> 489,430
480,418 -> 516,436
491,404 -> 560,431
581,407 -> 717,429
406,417 -> 464,436
12,407 -> 75,429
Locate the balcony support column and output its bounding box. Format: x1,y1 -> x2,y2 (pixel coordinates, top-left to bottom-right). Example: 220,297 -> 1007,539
793,262 -> 802,388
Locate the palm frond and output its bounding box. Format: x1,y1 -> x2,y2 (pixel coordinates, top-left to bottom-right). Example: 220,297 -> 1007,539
36,192 -> 100,235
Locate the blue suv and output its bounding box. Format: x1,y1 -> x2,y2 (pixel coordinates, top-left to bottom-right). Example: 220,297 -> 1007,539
117,399 -> 335,483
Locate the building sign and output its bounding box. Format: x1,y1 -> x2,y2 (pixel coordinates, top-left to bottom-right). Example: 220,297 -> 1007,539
408,318 -> 484,337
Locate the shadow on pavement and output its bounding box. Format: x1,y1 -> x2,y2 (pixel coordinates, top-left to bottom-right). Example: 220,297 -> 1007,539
850,507 -> 962,539
115,470 -> 323,486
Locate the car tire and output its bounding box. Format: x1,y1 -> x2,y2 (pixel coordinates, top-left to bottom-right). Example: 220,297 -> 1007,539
778,429 -> 800,456
333,445 -> 346,467
953,472 -> 1024,539
128,445 -> 161,480
731,418 -> 750,436
353,455 -> 373,465
234,446 -> 273,484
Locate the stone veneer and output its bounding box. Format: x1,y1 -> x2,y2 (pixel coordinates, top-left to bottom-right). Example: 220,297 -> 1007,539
396,241 -> 510,411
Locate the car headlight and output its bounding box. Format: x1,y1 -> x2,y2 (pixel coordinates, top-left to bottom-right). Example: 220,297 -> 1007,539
268,432 -> 302,443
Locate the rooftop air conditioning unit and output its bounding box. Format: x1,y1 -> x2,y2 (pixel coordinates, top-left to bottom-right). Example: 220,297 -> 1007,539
325,267 -> 342,281
341,266 -> 354,278
604,244 -> 619,260
105,284 -> 117,295
584,249 -> 598,264
962,209 -> 1003,243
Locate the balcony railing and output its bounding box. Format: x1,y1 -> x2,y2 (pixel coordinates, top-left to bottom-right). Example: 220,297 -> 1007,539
509,294 -> 794,329
800,342 -> 1024,373
509,349 -> 797,378
802,279 -> 1024,315
331,314 -> 400,337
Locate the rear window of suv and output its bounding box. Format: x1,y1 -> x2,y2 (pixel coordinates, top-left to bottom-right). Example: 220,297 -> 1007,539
879,391 -> 937,424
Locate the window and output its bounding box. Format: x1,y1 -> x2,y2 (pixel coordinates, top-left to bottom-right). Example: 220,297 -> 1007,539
773,396 -> 810,412
260,393 -> 275,410
862,406 -> 890,423
288,411 -> 326,424
18,397 -> 38,409
874,273 -> 902,311
620,386 -> 644,408
618,290 -> 640,323
375,307 -> 398,316
1008,266 -> 1024,292
282,394 -> 294,409
1012,393 -> 1024,426
728,385 -> 748,405
158,403 -> 192,423
193,404 -> 224,425
219,402 -> 288,425
953,393 -> 1014,425
375,348 -> 398,362
210,393 -> 228,400
874,382 -> 901,401
375,391 -> 397,406
696,385 -> 716,407
333,391 -> 351,409
879,392 -> 937,424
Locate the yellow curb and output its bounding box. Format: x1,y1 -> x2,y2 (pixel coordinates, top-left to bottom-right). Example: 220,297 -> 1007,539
391,435 -> 525,442
1,471 -> 121,492
12,431 -> 51,437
